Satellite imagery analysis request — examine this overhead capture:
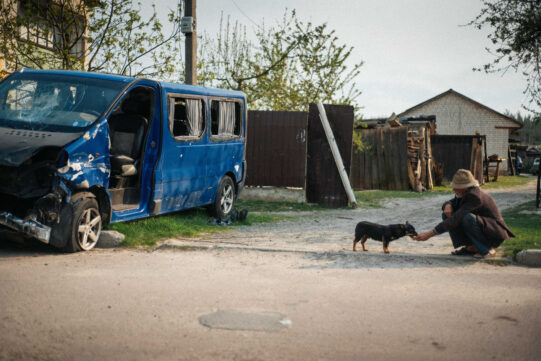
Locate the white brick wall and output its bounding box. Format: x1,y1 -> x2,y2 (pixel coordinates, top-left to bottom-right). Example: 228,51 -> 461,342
401,91 -> 519,172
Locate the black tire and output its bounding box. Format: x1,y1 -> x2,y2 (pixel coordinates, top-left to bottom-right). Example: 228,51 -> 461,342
64,197 -> 102,253
211,176 -> 235,220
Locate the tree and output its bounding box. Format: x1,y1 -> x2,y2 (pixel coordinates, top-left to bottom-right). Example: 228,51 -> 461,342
470,0 -> 541,116
198,10 -> 363,112
0,0 -> 183,78
506,110 -> 541,143
0,0 -> 91,70
87,0 -> 183,78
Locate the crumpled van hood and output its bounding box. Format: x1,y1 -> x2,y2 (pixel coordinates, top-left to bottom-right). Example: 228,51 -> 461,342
0,127 -> 82,166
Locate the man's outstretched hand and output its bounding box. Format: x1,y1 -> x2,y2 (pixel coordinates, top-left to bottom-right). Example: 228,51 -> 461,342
413,230 -> 436,242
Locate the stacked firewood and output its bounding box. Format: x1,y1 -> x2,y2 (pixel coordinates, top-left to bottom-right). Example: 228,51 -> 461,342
405,124 -> 435,191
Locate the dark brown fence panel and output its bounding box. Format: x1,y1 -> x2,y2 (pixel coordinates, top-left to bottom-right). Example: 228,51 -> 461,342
306,104 -> 354,207
431,135 -> 484,183
245,110 -> 307,187
350,127 -> 410,190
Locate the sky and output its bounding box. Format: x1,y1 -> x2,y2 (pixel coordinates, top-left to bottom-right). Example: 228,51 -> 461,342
158,0 -> 531,118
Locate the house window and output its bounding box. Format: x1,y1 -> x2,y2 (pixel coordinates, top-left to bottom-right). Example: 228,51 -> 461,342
210,100 -> 241,137
17,0 -> 86,56
168,96 -> 205,139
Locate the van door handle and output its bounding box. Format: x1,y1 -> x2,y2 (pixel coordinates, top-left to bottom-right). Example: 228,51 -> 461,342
150,141 -> 156,148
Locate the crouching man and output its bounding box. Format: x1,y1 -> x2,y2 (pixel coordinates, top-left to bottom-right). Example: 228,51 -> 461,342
413,169 -> 514,258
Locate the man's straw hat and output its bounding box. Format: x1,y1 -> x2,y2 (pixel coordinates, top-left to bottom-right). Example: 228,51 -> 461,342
450,169 -> 479,189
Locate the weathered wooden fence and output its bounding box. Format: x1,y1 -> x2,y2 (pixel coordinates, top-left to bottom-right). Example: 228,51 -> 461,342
245,110 -> 307,187
350,127 -> 410,190
431,134 -> 485,184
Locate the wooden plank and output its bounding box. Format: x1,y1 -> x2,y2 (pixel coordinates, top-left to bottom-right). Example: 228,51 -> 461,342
381,128 -> 392,190
400,127 -> 410,190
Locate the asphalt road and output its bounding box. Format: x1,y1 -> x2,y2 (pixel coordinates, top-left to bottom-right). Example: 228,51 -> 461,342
1,246 -> 540,361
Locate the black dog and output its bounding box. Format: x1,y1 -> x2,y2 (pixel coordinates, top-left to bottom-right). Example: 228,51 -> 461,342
353,221 -> 417,253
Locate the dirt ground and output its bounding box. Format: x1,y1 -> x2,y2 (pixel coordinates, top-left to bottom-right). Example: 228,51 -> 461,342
165,179 -> 539,258
1,179 -> 540,361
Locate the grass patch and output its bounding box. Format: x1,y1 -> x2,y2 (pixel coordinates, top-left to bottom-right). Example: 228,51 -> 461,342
236,199 -> 332,212
481,175 -> 533,189
434,175 -> 533,191
106,208 -> 289,248
354,189 -> 452,208
500,201 -> 541,256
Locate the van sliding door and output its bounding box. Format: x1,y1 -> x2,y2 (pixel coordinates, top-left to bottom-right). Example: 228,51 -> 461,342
153,94 -> 209,213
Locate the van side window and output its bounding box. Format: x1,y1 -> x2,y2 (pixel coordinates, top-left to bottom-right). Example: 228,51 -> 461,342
168,96 -> 205,139
210,100 -> 241,137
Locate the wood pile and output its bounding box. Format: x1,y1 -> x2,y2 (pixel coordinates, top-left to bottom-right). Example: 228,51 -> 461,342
388,117 -> 436,191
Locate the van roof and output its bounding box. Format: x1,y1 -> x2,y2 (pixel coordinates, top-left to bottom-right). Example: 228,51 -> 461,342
16,69 -> 246,99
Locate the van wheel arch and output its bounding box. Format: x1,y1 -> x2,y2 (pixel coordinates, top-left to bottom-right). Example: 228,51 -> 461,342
70,188 -> 111,225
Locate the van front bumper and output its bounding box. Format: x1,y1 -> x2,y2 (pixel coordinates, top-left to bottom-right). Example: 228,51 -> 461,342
0,211 -> 51,243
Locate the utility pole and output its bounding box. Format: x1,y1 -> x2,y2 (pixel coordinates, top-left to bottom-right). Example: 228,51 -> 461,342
183,0 -> 197,85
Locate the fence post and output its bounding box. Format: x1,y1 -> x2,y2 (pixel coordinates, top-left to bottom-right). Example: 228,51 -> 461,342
317,102 -> 357,208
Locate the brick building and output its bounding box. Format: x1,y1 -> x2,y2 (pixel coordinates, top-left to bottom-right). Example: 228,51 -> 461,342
398,89 -> 522,173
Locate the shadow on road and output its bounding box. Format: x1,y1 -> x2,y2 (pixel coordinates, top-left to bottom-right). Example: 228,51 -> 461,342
0,231 -> 60,258
300,251 -> 480,270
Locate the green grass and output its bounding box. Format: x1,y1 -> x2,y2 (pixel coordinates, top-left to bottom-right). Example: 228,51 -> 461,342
235,199 -> 331,212
106,176 -> 534,249
500,201 -> 541,256
433,175 -> 533,191
106,208 -> 289,248
354,189 -> 451,208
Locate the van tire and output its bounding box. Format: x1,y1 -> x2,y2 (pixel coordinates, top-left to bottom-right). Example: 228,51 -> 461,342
64,197 -> 102,253
211,176 -> 235,220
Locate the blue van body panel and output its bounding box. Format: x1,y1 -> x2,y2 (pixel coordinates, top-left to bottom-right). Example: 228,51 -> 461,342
57,120 -> 111,190
0,69 -> 246,241
18,68 -> 134,84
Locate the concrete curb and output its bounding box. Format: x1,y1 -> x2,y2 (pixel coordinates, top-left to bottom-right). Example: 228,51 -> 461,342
157,240 -> 512,266
515,249 -> 541,267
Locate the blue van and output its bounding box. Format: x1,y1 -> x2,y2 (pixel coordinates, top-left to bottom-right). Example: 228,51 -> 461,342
0,69 -> 247,252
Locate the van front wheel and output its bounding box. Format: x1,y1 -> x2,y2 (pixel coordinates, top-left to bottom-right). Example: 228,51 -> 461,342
64,197 -> 102,252
212,176 -> 235,220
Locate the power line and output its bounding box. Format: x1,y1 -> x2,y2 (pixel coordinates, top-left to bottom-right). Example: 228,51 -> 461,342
230,0 -> 262,29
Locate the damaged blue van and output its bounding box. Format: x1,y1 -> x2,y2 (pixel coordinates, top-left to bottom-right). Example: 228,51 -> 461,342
0,69 -> 247,252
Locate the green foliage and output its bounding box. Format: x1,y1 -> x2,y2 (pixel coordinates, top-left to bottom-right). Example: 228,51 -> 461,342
470,0 -> 541,115
198,10 -> 363,112
87,0 -> 182,77
0,0 -> 90,70
0,0 -> 183,78
505,110 -> 541,143
500,201 -> 541,256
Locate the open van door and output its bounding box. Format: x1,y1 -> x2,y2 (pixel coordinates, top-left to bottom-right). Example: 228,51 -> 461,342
107,81 -> 161,222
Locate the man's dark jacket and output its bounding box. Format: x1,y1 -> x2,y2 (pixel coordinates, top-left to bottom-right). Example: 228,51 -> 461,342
434,186 -> 514,247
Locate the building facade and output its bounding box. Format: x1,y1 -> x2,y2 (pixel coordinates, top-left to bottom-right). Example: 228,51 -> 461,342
399,89 -> 522,173
0,0 -> 92,77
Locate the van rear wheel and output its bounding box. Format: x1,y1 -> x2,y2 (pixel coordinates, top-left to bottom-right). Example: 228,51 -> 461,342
64,197 -> 102,253
211,176 -> 235,220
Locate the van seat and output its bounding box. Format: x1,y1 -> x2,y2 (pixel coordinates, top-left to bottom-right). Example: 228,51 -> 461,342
108,95 -> 148,177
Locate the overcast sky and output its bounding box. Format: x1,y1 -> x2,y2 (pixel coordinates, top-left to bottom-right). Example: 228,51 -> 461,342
160,0 -> 530,118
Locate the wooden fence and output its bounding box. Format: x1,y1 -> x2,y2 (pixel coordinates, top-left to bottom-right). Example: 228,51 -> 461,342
431,135 -> 485,184
245,110 -> 307,187
350,127 -> 410,190
306,104 -> 354,207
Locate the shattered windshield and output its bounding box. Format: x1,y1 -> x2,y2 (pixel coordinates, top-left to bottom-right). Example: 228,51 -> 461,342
0,72 -> 127,132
